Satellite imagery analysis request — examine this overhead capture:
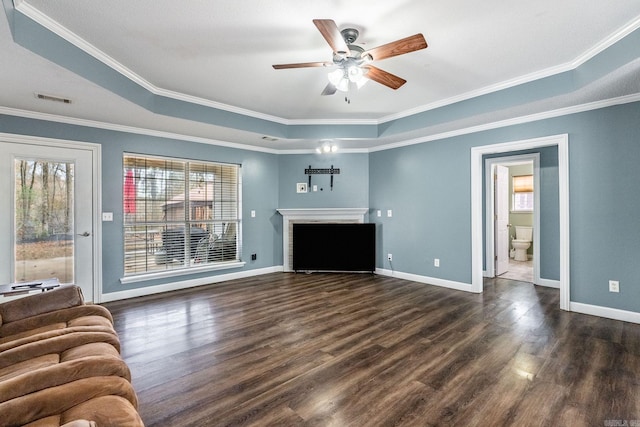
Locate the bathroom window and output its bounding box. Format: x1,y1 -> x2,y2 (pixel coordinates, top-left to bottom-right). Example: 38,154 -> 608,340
512,175 -> 533,212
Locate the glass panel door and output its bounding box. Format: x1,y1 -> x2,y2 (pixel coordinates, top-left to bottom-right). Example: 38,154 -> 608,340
14,159 -> 75,283
1,139 -> 95,301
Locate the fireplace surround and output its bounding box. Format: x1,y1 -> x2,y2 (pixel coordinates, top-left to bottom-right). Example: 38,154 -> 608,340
277,208 -> 368,272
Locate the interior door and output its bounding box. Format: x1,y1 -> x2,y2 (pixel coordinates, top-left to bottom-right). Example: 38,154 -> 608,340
495,165 -> 510,276
0,140 -> 95,301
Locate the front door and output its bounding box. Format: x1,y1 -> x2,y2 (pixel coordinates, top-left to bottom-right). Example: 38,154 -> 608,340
0,139 -> 95,301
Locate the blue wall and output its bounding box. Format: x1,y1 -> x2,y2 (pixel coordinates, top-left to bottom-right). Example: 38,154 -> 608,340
0,115 -> 281,294
369,101 -> 640,313
2,100 -> 640,314
278,152 -> 369,209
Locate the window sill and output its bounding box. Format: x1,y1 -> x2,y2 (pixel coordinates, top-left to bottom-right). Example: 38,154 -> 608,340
120,261 -> 246,284
510,210 -> 533,214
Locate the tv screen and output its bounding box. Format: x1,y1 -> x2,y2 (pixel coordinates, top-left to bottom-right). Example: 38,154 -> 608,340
292,223 -> 376,272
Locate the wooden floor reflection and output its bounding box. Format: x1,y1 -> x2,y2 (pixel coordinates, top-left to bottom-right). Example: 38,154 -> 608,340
103,273 -> 640,427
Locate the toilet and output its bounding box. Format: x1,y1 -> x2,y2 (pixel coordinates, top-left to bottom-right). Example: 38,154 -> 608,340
512,226 -> 532,262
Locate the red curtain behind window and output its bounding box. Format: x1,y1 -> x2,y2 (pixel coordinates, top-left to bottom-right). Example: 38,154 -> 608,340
124,169 -> 136,214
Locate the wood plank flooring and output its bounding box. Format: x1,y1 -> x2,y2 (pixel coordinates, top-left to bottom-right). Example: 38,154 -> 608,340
103,273 -> 640,426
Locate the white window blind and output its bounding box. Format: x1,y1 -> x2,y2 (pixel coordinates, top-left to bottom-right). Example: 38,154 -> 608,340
123,154 -> 241,277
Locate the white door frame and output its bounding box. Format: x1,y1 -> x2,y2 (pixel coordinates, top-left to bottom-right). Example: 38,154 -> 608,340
0,133 -> 102,302
485,154 -> 540,283
471,134 -> 570,310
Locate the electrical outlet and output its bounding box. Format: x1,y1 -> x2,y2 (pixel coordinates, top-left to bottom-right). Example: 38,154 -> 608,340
387,253 -> 393,262
609,280 -> 619,293
434,258 -> 440,267
251,253 -> 257,261
377,210 -> 382,217
250,210 -> 256,218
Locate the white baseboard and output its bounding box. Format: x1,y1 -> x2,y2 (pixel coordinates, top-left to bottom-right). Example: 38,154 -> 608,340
376,268 -> 477,293
570,302 -> 640,324
100,266 -> 284,302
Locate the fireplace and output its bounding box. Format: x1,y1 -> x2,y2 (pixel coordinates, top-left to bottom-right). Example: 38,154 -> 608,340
277,208 -> 368,272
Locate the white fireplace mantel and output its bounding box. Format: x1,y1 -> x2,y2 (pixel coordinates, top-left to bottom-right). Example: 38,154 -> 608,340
277,208 -> 369,271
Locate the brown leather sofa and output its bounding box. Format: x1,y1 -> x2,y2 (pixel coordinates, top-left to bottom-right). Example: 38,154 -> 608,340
0,285 -> 143,427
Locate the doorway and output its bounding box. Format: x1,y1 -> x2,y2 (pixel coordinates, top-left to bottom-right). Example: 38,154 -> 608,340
486,155 -> 538,284
0,135 -> 101,302
470,134 -> 570,311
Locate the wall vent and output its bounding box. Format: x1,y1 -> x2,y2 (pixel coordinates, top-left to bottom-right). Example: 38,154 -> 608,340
35,93 -> 72,104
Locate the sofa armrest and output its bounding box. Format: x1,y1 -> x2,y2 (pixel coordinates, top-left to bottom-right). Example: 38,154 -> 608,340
0,285 -> 84,326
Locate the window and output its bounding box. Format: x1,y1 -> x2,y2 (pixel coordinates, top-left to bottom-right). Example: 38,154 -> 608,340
512,174 -> 533,212
123,154 -> 241,277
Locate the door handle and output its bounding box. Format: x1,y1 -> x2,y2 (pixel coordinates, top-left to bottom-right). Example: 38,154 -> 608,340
77,231 -> 91,237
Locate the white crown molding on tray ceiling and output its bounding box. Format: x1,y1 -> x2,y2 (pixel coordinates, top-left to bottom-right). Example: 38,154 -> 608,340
13,0 -> 640,127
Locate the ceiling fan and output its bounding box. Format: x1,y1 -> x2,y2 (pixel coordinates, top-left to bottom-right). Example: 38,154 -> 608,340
273,19 -> 428,96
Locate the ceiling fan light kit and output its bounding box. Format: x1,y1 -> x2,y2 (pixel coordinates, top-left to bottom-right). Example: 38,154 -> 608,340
272,19 -> 427,96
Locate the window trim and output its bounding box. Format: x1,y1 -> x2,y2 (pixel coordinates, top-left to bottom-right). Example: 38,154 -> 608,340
120,260 -> 245,284
121,153 -> 243,281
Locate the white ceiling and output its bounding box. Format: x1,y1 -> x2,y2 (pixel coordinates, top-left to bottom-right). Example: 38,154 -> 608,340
1,0 -> 640,151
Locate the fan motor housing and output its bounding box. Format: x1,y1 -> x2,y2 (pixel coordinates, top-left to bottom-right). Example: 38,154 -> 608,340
340,28 -> 359,44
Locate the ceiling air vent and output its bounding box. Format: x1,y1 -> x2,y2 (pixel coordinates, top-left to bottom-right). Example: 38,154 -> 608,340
35,93 -> 72,104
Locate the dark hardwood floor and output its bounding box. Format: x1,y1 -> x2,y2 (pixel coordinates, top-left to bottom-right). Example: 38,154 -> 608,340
103,273 -> 640,426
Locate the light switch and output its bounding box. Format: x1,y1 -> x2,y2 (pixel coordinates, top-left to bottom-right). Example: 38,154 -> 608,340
376,210 -> 381,217
387,209 -> 393,218
251,210 -> 256,218
102,212 -> 113,221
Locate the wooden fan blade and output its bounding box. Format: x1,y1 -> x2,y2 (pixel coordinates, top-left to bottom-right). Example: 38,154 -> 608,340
313,19 -> 350,55
321,82 -> 337,96
272,61 -> 333,69
363,65 -> 406,90
363,34 -> 427,61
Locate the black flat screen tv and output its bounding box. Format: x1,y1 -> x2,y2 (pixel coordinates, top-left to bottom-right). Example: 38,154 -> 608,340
292,223 -> 376,272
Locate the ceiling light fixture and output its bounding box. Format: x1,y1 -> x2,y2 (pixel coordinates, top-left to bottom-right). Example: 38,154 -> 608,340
316,141 -> 338,154
327,66 -> 368,92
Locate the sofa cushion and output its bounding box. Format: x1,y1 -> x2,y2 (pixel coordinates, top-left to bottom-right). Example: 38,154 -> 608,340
0,305 -> 114,340
0,321 -> 116,353
0,376 -> 140,427
0,332 -> 121,370
0,351 -> 131,403
0,286 -> 84,325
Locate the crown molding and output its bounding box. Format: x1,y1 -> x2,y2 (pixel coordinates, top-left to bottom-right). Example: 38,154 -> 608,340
378,15 -> 640,124
0,106 -> 280,154
2,92 -> 638,156
368,93 -> 640,152
13,1 -> 640,129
